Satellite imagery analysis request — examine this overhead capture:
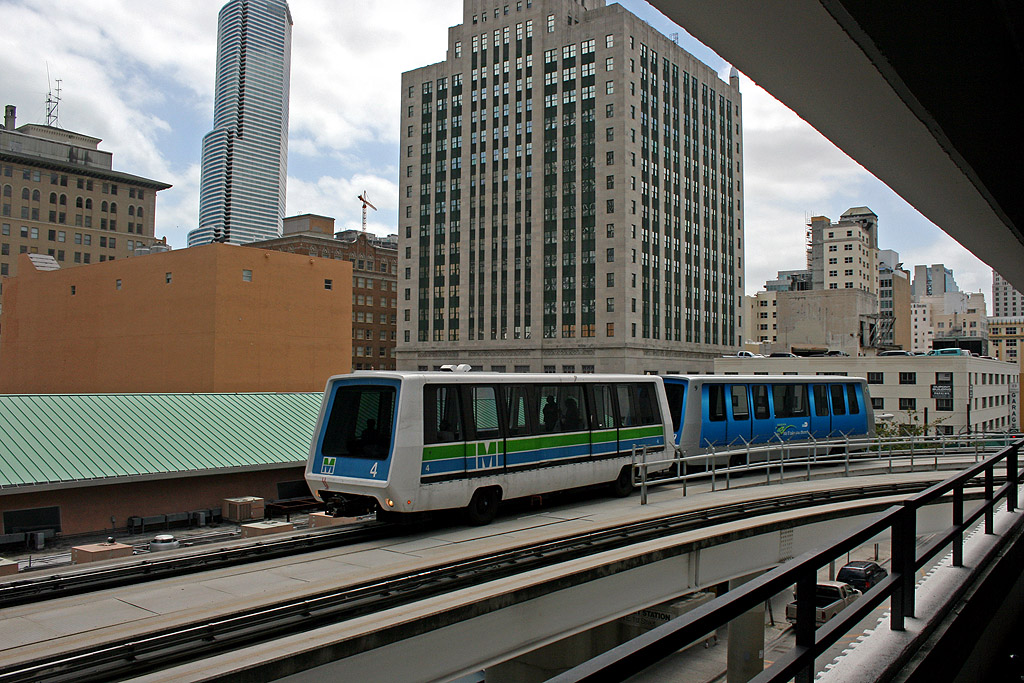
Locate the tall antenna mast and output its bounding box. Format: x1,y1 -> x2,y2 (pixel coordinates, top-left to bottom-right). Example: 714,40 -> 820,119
45,64 -> 61,127
357,191 -> 377,232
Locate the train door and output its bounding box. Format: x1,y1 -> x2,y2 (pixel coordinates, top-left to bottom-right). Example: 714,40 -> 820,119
503,384 -> 533,470
749,383 -> 774,443
726,385 -> 753,444
701,383 -> 728,447
464,384 -> 505,475
847,383 -> 868,433
661,377 -> 688,447
590,384 -> 620,457
770,383 -> 812,441
809,384 -> 832,437
421,384 -> 467,481
829,383 -> 861,435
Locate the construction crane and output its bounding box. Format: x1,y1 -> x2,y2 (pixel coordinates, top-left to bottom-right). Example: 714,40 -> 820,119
357,191 -> 377,232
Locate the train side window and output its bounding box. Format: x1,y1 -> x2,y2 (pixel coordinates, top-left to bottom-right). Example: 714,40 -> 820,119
469,385 -> 501,439
539,385 -> 562,431
635,383 -> 659,424
773,384 -> 809,418
708,384 -> 726,422
425,384 -> 463,443
504,384 -> 533,436
592,384 -> 618,429
813,385 -> 830,417
829,384 -> 846,415
751,385 -> 770,419
847,384 -> 860,414
730,385 -> 749,420
559,385 -> 588,431
616,384 -> 639,426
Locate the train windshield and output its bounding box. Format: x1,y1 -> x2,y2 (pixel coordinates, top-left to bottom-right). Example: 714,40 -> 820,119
321,384 -> 395,460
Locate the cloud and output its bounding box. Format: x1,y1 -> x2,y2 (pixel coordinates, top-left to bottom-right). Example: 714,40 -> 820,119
287,172 -> 399,236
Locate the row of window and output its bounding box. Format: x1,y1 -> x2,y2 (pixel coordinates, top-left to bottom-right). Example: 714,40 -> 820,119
425,380 -> 660,445
707,383 -> 860,421
872,397 -> 953,412
867,370 -> 1012,386
0,167 -> 140,198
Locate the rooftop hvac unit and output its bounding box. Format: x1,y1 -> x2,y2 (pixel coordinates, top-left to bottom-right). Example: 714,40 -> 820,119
223,497 -> 265,523
28,531 -> 45,550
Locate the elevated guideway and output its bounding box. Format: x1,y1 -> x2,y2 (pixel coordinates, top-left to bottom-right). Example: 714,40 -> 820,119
0,461 -> 987,683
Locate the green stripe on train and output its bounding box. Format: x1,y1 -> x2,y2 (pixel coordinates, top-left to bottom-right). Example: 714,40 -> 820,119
421,426 -> 663,463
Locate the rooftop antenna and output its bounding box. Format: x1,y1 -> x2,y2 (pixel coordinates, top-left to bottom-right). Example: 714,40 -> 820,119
357,191 -> 377,232
669,32 -> 679,45
45,64 -> 62,128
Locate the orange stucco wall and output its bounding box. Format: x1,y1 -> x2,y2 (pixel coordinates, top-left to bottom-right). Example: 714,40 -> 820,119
0,244 -> 352,393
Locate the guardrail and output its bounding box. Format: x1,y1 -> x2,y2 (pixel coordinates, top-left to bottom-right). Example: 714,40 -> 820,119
636,432 -> 1020,503
553,437 -> 1023,683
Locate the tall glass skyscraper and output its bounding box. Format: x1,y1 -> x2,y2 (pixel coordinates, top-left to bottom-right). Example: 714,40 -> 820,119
190,0 -> 292,247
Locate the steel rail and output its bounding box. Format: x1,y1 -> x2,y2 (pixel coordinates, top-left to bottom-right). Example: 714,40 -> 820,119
0,521 -> 404,610
0,481 -> 971,683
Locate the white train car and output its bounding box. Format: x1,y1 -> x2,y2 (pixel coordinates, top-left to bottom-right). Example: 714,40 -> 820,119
305,369 -> 674,524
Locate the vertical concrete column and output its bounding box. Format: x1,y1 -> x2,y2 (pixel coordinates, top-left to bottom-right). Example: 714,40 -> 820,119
727,573 -> 765,683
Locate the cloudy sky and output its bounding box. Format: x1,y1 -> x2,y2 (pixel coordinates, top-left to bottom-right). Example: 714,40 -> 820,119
0,0 -> 994,304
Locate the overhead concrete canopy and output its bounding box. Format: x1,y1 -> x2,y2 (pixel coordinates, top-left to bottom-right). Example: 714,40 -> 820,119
652,1 -> 1024,290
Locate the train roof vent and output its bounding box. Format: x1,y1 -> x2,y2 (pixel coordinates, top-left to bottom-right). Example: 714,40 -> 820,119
439,363 -> 473,372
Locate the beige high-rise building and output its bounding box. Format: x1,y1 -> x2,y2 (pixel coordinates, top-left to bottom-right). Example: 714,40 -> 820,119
396,0 -> 744,374
0,105 -> 170,290
807,207 -> 878,295
992,269 -> 1024,318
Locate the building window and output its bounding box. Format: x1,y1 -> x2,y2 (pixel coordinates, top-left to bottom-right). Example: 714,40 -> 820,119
115,279 -> 122,290
871,397 -> 884,410
324,279 -> 333,290
899,397 -> 916,410
867,372 -> 883,384
899,372 -> 916,385
70,285 -> 76,295
165,272 -> 172,284
242,269 -> 252,282
935,398 -> 954,411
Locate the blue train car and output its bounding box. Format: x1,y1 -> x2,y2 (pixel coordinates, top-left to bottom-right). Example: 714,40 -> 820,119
662,375 -> 873,464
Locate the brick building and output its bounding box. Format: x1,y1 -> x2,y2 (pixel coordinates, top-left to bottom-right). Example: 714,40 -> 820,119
250,215 -> 398,370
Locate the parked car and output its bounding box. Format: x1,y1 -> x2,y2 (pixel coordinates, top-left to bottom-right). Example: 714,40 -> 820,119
927,348 -> 971,356
824,350 -> 850,356
148,534 -> 181,551
725,350 -> 765,358
878,350 -> 912,356
769,352 -> 797,357
836,560 -> 888,592
785,581 -> 862,626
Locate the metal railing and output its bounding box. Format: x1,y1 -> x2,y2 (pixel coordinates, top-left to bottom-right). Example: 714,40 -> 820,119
552,437 -> 1023,683
636,432 -> 1020,502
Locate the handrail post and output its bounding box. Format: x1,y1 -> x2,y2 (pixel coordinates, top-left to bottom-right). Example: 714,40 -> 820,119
640,445 -> 649,506
953,485 -> 964,567
910,433 -> 915,471
1008,443 -> 1019,513
891,503 -> 917,630
710,445 -> 717,492
794,569 -> 817,683
985,465 -> 994,534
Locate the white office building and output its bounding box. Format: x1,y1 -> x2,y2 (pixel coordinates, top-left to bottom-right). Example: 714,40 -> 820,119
190,0 -> 293,247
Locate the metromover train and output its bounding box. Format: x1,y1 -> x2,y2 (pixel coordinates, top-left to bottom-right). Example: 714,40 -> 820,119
304,369 -> 873,524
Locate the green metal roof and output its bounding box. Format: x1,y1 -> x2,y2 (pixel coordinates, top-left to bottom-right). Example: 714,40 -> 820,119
0,393 -> 323,490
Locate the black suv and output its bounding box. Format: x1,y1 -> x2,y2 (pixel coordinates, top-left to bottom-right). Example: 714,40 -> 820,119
836,561 -> 888,592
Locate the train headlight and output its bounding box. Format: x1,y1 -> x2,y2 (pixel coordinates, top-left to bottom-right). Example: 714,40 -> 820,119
385,498 -> 395,508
